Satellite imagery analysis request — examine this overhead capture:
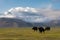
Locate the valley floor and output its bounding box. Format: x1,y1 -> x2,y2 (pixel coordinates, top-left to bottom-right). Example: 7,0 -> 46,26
0,27 -> 60,40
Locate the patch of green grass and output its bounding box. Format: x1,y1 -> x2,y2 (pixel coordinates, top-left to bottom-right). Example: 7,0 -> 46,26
0,27 -> 60,40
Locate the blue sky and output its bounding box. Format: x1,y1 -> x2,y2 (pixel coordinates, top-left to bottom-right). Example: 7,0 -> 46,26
0,0 -> 60,13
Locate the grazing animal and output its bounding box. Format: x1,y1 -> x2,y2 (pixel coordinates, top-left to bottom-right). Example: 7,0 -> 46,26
32,27 -> 38,31
45,27 -> 50,31
38,27 -> 45,33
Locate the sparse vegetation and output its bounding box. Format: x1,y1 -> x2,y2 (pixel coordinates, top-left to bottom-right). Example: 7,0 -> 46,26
0,27 -> 60,40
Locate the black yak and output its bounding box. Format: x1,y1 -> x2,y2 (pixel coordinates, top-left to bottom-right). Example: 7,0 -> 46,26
38,27 -> 45,33
45,27 -> 50,31
32,27 -> 38,31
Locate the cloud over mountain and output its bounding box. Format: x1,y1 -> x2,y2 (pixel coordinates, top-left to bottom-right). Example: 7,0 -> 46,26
0,5 -> 60,23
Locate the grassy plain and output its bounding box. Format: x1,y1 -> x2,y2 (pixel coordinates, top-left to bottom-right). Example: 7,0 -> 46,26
0,27 -> 60,40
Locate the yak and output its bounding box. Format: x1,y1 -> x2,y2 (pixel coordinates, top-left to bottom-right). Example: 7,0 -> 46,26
45,27 -> 50,31
38,27 -> 45,33
32,26 -> 38,31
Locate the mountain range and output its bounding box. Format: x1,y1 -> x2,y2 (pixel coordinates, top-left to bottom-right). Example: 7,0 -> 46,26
0,18 -> 33,27
0,18 -> 60,27
33,20 -> 60,27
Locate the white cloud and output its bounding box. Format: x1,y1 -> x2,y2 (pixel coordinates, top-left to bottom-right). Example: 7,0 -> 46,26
8,7 -> 38,13
0,14 -> 16,18
0,12 -> 16,18
38,4 -> 60,20
39,9 -> 60,20
32,17 -> 48,22
0,5 -> 60,23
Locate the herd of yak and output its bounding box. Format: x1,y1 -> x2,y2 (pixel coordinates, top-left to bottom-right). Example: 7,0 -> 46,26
32,26 -> 50,33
